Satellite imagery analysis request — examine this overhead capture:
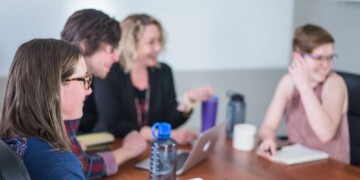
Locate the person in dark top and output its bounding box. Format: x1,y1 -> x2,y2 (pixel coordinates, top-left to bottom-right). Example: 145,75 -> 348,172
61,9 -> 122,133
61,9 -> 147,179
0,39 -> 86,179
93,14 -> 213,145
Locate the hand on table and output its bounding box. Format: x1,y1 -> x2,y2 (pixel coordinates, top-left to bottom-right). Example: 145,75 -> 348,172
256,138 -> 277,159
171,128 -> 198,145
121,131 -> 148,158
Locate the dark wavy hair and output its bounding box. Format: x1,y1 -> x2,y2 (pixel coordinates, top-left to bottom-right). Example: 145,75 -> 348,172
61,9 -> 121,56
293,24 -> 334,53
0,39 -> 81,151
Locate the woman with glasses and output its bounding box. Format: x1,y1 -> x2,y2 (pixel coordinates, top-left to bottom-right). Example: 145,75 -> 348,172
0,39 -> 87,179
257,24 -> 349,164
61,9 -> 147,179
93,14 -> 213,145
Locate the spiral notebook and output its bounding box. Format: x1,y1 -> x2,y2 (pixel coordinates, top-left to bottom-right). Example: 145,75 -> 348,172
269,144 -> 329,165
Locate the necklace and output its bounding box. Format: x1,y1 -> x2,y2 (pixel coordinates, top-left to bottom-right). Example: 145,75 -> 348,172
134,87 -> 150,126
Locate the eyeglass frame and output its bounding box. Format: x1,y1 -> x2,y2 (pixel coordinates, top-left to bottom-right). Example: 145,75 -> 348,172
62,74 -> 93,90
299,51 -> 338,62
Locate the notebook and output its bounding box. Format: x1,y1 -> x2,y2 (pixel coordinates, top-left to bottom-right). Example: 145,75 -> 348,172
135,123 -> 224,175
269,144 -> 329,165
76,132 -> 115,146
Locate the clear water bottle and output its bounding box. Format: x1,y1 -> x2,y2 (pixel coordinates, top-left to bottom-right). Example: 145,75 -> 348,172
150,123 -> 177,180
226,91 -> 246,138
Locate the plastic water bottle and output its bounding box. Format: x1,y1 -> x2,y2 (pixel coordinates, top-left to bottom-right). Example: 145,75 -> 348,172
150,123 -> 177,180
226,91 -> 246,138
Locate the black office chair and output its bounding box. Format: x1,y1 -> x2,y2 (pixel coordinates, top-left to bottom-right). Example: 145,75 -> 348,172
0,139 -> 31,180
337,71 -> 360,167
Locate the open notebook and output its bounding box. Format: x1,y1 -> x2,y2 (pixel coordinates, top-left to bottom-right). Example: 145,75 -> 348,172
270,144 -> 329,165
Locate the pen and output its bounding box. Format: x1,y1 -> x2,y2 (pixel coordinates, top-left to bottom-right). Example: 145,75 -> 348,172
265,148 -> 272,156
265,147 -> 282,156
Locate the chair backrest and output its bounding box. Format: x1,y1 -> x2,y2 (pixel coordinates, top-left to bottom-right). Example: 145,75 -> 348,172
337,71 -> 360,166
0,139 -> 31,180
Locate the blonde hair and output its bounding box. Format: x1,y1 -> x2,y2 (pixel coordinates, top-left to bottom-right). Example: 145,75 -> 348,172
119,14 -> 165,72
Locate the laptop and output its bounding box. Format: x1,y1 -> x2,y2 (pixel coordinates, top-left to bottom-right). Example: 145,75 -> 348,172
135,123 -> 224,175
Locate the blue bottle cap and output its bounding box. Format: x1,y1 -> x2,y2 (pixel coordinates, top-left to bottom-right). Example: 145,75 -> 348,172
152,123 -> 172,139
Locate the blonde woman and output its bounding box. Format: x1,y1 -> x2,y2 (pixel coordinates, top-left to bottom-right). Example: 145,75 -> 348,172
94,14 -> 212,145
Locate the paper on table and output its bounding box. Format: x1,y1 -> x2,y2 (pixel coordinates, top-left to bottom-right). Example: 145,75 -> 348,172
270,144 -> 329,165
77,132 -> 115,146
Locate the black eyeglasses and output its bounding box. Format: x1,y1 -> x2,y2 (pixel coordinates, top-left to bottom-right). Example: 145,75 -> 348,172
62,74 -> 92,90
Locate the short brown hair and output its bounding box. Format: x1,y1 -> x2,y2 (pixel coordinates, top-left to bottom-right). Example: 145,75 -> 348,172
61,9 -> 121,56
293,24 -> 334,53
0,39 -> 81,151
119,14 -> 165,72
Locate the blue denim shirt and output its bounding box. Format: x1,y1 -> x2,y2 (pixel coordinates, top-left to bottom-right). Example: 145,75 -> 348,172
4,137 -> 85,180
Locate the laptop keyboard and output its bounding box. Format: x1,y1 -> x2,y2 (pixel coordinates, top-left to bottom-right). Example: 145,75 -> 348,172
176,152 -> 190,171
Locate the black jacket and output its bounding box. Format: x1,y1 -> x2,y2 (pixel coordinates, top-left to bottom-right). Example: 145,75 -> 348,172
91,62 -> 191,137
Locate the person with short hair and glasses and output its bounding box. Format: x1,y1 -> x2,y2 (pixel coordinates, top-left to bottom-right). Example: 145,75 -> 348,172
61,9 -> 147,179
257,24 -> 350,164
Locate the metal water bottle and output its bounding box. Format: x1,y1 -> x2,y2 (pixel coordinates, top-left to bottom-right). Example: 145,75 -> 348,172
226,92 -> 246,138
150,123 -> 177,180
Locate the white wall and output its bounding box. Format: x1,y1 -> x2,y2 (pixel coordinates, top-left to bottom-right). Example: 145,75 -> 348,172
0,0 -> 295,76
2,0 -> 359,135
294,0 -> 360,74
0,0 -> 67,77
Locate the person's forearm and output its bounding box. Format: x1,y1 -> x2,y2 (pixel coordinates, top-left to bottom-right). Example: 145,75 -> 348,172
112,148 -> 132,166
97,151 -> 118,176
258,125 -> 276,141
299,86 -> 337,142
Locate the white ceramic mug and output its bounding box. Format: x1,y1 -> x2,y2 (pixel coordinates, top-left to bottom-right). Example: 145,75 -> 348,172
232,124 -> 257,151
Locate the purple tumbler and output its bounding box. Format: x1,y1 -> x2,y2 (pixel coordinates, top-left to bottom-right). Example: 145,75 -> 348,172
201,96 -> 218,132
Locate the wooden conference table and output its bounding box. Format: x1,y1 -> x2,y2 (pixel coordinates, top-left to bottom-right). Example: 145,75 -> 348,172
103,133 -> 360,180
